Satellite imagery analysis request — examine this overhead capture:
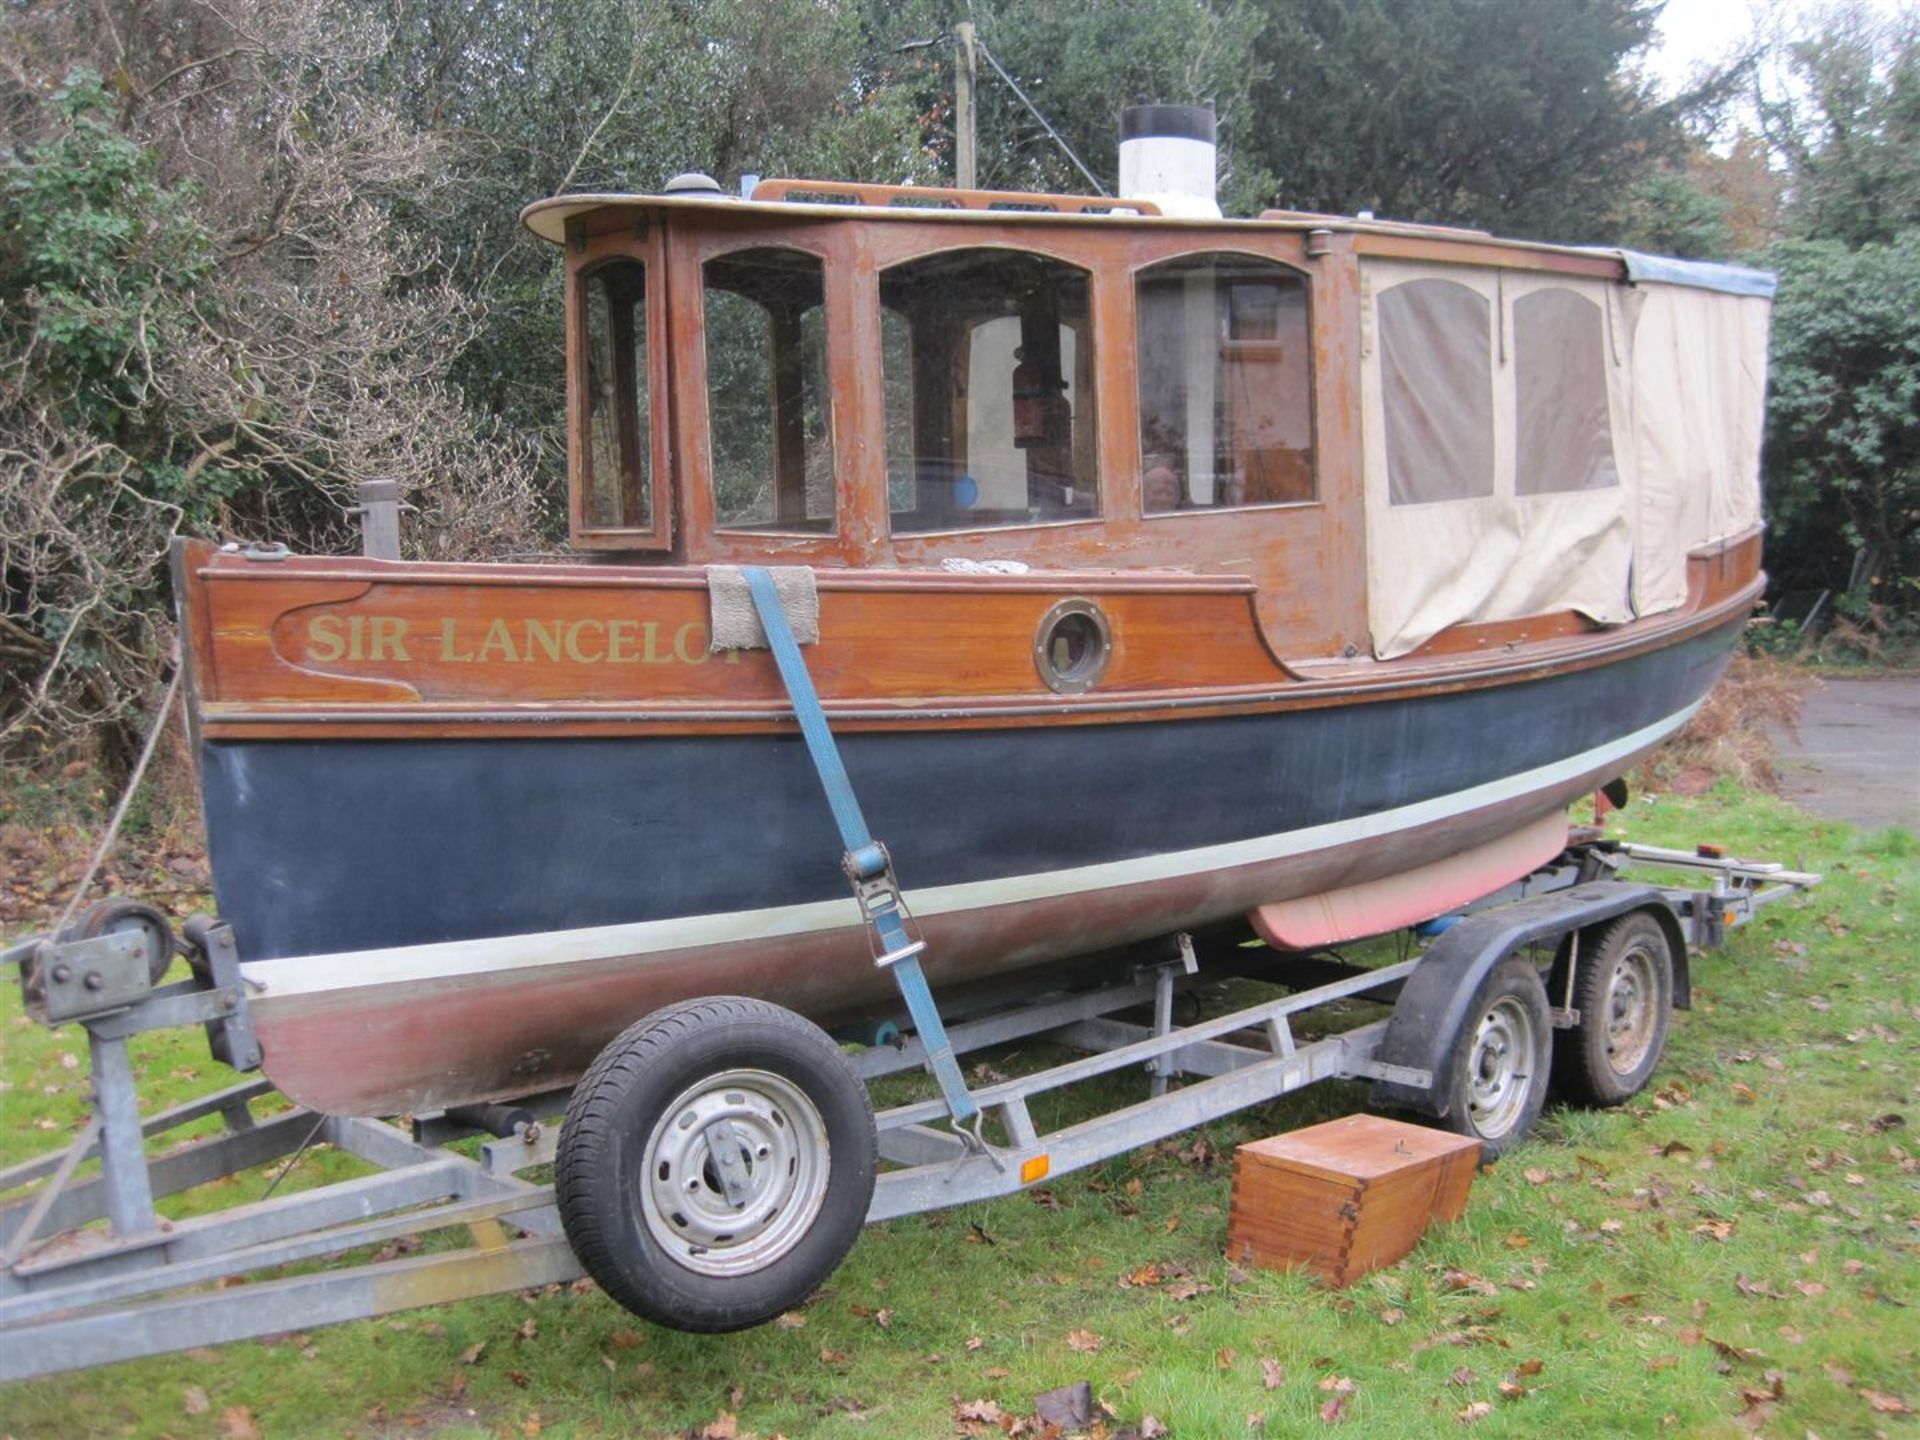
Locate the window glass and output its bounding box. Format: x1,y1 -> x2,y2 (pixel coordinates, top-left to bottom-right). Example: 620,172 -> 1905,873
880,249 -> 1098,533
1136,254 -> 1313,512
1515,288 -> 1618,495
704,248 -> 835,533
582,261 -> 651,529
1379,278 -> 1493,505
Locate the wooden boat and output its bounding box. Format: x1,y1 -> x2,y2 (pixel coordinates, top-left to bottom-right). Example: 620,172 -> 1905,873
174,120 -> 1775,1118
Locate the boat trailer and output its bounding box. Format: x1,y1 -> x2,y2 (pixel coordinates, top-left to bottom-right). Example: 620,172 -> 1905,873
1,840 -> 1818,1381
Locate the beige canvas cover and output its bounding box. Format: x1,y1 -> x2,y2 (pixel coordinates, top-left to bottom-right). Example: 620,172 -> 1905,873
1626,284 -> 1771,615
1361,260 -> 1637,658
1361,259 -> 1770,658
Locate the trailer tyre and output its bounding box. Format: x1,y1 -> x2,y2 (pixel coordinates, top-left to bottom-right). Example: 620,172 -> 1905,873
1552,910 -> 1673,1107
556,996 -> 875,1333
1438,956 -> 1552,1159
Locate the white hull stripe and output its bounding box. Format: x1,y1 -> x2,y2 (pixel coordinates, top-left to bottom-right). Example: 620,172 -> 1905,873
242,700 -> 1701,999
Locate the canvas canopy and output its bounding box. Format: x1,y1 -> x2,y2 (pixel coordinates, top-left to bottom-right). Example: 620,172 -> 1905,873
1359,255 -> 1772,659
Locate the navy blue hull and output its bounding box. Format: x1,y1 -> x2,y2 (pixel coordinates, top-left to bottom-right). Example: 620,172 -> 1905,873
201,620 -> 1740,962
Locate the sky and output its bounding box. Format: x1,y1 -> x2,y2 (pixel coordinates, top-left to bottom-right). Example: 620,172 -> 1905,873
1647,0 -> 1909,97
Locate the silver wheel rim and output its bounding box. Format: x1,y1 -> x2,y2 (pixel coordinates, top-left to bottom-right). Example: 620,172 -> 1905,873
1600,943 -> 1660,1076
639,1068 -> 830,1278
1466,996 -> 1539,1139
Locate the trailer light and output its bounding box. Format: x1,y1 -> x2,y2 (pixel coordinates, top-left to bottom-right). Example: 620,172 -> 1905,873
1697,843 -> 1726,858
1020,1154 -> 1050,1184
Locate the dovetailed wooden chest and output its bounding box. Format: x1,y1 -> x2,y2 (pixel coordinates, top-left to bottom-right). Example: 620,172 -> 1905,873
1226,1115 -> 1481,1286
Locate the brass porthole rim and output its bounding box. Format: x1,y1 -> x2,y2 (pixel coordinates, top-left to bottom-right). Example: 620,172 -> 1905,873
1033,597 -> 1113,695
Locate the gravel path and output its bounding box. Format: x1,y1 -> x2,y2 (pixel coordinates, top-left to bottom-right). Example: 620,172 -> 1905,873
1771,674 -> 1920,832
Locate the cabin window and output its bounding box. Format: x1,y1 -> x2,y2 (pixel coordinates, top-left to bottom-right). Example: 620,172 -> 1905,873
1515,288 -> 1618,495
879,249 -> 1098,533
581,260 -> 653,530
1135,254 -> 1313,512
704,248 -> 835,533
1379,278 -> 1494,505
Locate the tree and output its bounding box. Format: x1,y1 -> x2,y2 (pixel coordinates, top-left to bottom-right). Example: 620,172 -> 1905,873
1753,3 -> 1920,622
1763,232 -> 1920,618
1757,1 -> 1920,249
1,3 -> 536,774
1239,0 -> 1737,243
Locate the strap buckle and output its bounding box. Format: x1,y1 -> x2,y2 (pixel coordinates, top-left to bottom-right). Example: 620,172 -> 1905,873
842,841 -> 927,969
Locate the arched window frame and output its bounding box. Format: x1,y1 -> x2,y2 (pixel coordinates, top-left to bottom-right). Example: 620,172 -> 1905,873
1130,248 -> 1318,517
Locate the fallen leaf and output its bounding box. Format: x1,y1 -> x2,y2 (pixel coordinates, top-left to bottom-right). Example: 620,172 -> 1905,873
1121,1263 -> 1163,1288
1497,1380 -> 1527,1400
819,1346 -> 850,1364
608,1327 -> 644,1349
1317,1375 -> 1355,1394
1441,1270 -> 1499,1297
1034,1381 -> 1094,1428
221,1408 -> 262,1440
461,1340 -> 488,1365
1862,1389 -> 1912,1415
516,1316 -> 537,1342
1379,1308 -> 1407,1326
1523,1167 -> 1551,1185
1456,1401 -> 1493,1423
507,1369 -> 531,1388
700,1412 -> 740,1440
183,1386 -> 210,1416
965,1334 -> 985,1352
774,1311 -> 807,1329
1514,1359 -> 1543,1377
1067,1328 -> 1102,1353
1217,1346 -> 1238,1370
1449,1368 -> 1477,1387
1141,1418 -> 1169,1439
1165,1280 -> 1214,1301
1261,1358 -> 1285,1390
955,1398 -> 1005,1423
1319,1394 -> 1349,1424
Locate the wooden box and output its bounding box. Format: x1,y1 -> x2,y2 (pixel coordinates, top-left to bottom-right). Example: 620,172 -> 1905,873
1225,1114 -> 1481,1287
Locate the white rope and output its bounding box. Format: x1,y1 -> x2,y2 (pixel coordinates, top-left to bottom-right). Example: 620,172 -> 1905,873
53,665 -> 184,937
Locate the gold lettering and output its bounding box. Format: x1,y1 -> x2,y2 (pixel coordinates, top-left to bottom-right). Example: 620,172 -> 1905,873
523,619 -> 563,663
347,615 -> 368,661
673,622 -> 710,665
370,617 -> 411,661
642,621 -> 673,665
607,619 -> 641,663
476,618 -> 519,663
307,613 -> 347,663
564,619 -> 605,663
439,618 -> 475,662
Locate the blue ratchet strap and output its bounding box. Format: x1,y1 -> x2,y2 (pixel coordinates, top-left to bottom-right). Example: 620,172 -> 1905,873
740,568 -> 984,1139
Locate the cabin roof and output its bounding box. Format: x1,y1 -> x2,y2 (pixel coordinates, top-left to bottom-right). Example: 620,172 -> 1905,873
520,181 -> 1774,298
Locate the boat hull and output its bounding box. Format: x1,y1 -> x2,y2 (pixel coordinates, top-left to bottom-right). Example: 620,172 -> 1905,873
224,615 -> 1741,1114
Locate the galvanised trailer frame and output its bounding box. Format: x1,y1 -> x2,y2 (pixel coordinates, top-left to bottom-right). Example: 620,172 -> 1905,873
0,840 -> 1817,1382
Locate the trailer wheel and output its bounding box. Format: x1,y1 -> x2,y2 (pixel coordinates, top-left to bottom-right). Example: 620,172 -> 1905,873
1552,910 -> 1673,1107
1438,956 -> 1551,1159
556,996 -> 875,1333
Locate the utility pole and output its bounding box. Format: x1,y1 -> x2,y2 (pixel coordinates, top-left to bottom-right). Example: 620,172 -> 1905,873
954,21 -> 978,191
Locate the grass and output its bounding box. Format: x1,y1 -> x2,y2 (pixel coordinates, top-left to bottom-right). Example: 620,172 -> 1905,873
2,788 -> 1916,1439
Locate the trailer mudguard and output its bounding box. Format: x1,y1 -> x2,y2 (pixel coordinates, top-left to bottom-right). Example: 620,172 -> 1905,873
1371,881 -> 1681,1118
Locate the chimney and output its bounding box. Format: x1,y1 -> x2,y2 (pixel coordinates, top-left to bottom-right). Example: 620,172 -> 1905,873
1118,103 -> 1219,219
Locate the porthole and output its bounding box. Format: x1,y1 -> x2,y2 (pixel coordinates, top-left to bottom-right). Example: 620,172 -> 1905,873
1034,598 -> 1112,694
